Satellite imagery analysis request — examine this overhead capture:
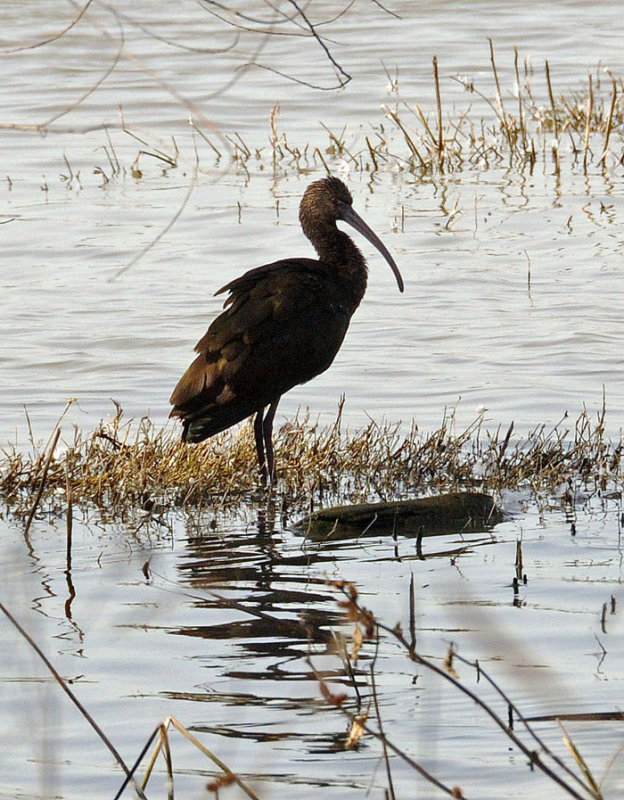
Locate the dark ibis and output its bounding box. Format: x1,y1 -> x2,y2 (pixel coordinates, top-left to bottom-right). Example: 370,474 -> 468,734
169,176 -> 403,481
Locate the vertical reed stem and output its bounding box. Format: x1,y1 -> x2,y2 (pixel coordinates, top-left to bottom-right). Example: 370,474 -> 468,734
599,79 -> 617,165
514,47 -> 527,155
545,60 -> 560,173
583,74 -> 594,171
489,39 -> 509,136
65,466 -> 73,565
432,56 -> 444,167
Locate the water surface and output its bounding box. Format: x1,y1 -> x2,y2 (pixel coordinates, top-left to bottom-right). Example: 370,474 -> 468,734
1,2 -> 624,798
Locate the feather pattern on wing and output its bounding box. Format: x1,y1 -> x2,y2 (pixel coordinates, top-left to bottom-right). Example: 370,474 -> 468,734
169,257 -> 358,441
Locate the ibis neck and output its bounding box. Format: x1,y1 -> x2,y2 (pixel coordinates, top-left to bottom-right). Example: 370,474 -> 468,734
311,228 -> 368,309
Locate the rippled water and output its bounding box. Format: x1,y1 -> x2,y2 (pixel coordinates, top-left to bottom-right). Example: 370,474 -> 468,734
2,2 -> 624,798
3,498 -> 624,799
2,1 -> 624,442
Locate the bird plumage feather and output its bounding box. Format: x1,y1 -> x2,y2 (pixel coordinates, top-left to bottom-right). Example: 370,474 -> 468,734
169,258 -> 357,441
168,176 -> 402,474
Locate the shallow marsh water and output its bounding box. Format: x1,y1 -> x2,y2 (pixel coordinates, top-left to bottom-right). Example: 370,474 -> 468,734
2,1 -> 624,798
3,500 -> 624,799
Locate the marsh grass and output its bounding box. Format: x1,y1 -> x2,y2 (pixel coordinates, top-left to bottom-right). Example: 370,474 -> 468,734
21,45 -> 624,191
2,401 -> 621,798
241,45 -> 624,177
1,400 -> 621,525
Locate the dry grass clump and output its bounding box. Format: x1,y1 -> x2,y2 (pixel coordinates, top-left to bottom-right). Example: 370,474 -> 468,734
31,46 -> 624,191
373,48 -> 623,175
230,45 -> 624,178
1,402 -> 622,526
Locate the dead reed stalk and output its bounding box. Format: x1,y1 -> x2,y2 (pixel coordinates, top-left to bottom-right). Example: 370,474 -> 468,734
323,580 -> 609,800
1,403 -> 622,525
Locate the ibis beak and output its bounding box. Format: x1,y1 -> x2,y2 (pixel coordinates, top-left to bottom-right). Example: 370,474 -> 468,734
339,202 -> 404,293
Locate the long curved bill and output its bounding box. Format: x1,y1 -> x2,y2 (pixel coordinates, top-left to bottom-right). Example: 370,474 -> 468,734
339,202 -> 404,293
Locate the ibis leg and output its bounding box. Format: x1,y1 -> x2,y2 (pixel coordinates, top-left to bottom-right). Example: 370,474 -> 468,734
262,399 -> 279,482
253,408 -> 267,478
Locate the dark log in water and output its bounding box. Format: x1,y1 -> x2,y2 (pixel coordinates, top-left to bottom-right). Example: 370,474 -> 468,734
297,492 -> 502,540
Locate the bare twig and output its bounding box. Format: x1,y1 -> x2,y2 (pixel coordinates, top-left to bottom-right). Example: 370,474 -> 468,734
0,603 -> 147,799
1,0 -> 96,53
24,427 -> 61,537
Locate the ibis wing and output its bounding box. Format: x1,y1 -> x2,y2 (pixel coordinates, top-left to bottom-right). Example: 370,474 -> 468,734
169,260 -> 352,429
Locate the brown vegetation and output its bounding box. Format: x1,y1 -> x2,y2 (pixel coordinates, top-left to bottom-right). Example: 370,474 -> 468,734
1,400 -> 621,526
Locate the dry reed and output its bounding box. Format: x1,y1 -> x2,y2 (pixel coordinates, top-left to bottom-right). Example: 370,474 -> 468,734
1,401 -> 621,525
323,579 -> 614,799
19,46 -> 624,189
253,48 -> 624,177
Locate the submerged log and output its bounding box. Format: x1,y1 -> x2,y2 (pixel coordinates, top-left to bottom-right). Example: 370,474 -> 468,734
297,492 -> 502,540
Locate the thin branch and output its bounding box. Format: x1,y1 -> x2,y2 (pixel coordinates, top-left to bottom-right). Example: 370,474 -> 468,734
111,160 -> 199,280
0,603 -> 148,800
40,10 -> 125,128
284,0 -> 351,86
1,0 -> 96,53
24,428 -> 61,538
